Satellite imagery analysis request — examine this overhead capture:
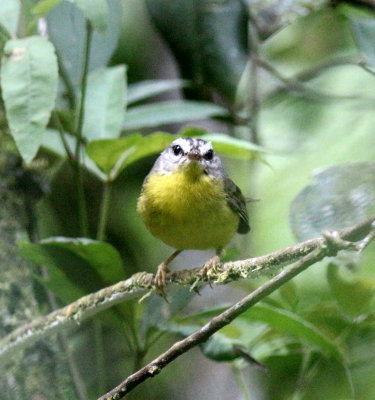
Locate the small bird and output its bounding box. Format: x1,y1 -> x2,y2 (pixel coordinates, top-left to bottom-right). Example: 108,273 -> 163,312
137,137 -> 250,289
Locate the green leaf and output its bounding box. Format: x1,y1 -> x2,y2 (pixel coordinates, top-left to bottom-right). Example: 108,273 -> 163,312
290,162 -> 375,242
327,263 -> 375,318
178,304 -> 229,322
350,16 -> 375,68
87,132 -> 174,180
68,0 -> 109,32
127,79 -> 188,105
141,287 -> 194,336
47,0 -> 121,87
199,133 -> 265,160
1,37 -> 58,163
201,326 -> 243,362
170,303 -> 342,362
83,66 -> 126,140
0,0 -> 20,37
123,100 -> 229,130
241,304 -> 343,360
35,261 -> 86,304
145,0 -> 248,102
41,128 -> 76,158
160,322 -> 241,361
178,126 -> 208,137
19,237 -> 124,301
179,127 -> 265,159
31,0 -> 63,16
278,281 -> 299,309
41,129 -> 107,180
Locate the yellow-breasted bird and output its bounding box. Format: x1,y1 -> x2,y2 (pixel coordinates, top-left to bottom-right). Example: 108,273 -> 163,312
137,137 -> 250,288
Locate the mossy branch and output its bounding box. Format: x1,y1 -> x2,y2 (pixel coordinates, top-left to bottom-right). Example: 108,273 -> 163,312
1,217 -> 374,372
98,217 -> 375,400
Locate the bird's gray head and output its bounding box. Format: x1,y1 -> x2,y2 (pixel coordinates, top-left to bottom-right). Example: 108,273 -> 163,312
150,137 -> 225,179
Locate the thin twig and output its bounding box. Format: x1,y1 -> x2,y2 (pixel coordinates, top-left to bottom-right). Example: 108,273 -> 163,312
1,216 -> 374,372
98,220 -> 375,399
248,11 -> 261,144
258,57 -> 375,104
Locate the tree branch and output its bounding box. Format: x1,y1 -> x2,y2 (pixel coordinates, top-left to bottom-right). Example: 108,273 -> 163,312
98,217 -> 375,399
1,217 -> 374,371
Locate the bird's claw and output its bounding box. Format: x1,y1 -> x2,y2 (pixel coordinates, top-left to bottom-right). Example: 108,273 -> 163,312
190,255 -> 222,291
199,255 -> 221,280
153,262 -> 170,300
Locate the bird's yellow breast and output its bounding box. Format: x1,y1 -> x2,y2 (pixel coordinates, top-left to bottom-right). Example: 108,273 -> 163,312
137,167 -> 239,250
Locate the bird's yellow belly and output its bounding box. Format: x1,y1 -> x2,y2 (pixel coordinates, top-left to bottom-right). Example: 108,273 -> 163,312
137,171 -> 239,250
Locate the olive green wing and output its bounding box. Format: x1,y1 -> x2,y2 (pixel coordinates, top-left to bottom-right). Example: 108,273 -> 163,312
224,177 -> 250,234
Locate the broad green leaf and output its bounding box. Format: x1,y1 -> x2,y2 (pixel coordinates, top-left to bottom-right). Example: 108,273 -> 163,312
170,302 -> 342,361
127,79 -> 189,105
290,162 -> 375,242
41,237 -> 124,283
350,16 -> 375,68
1,36 -> 58,163
327,263 -> 375,318
35,260 -> 86,304
179,127 -> 265,159
19,240 -> 87,304
241,304 -> 343,360
0,0 -> 20,37
123,101 -> 229,130
86,133 -> 143,176
200,133 -> 265,160
68,0 -> 108,32
145,0 -> 248,102
19,237 -> 124,301
178,126 -> 208,138
41,128 -> 107,180
31,0 -> 62,16
87,132 -> 174,180
83,66 -> 126,140
47,0 -> 121,87
88,129 -> 264,181
41,128 -> 76,158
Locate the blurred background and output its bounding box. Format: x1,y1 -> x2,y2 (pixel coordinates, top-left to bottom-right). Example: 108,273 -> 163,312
1,0 -> 375,399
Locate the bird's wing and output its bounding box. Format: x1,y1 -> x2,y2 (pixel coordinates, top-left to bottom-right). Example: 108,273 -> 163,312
224,177 -> 250,234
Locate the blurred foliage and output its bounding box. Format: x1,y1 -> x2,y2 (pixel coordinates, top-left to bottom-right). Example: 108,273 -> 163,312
0,0 -> 375,399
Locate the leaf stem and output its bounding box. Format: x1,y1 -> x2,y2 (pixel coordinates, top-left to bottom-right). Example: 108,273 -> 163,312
57,53 -> 77,110
74,21 -> 93,237
52,111 -> 74,161
97,180 -> 112,241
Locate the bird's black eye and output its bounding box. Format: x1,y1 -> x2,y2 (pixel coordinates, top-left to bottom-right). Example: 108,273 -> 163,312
172,145 -> 183,156
204,149 -> 214,161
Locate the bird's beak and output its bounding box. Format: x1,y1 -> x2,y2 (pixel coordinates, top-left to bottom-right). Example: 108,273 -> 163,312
187,149 -> 201,161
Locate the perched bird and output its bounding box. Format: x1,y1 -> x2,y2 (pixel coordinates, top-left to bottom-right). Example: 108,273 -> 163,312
137,137 -> 250,289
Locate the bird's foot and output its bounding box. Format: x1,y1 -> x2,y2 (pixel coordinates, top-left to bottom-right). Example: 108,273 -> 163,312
153,262 -> 170,299
199,255 -> 222,280
190,255 -> 222,292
